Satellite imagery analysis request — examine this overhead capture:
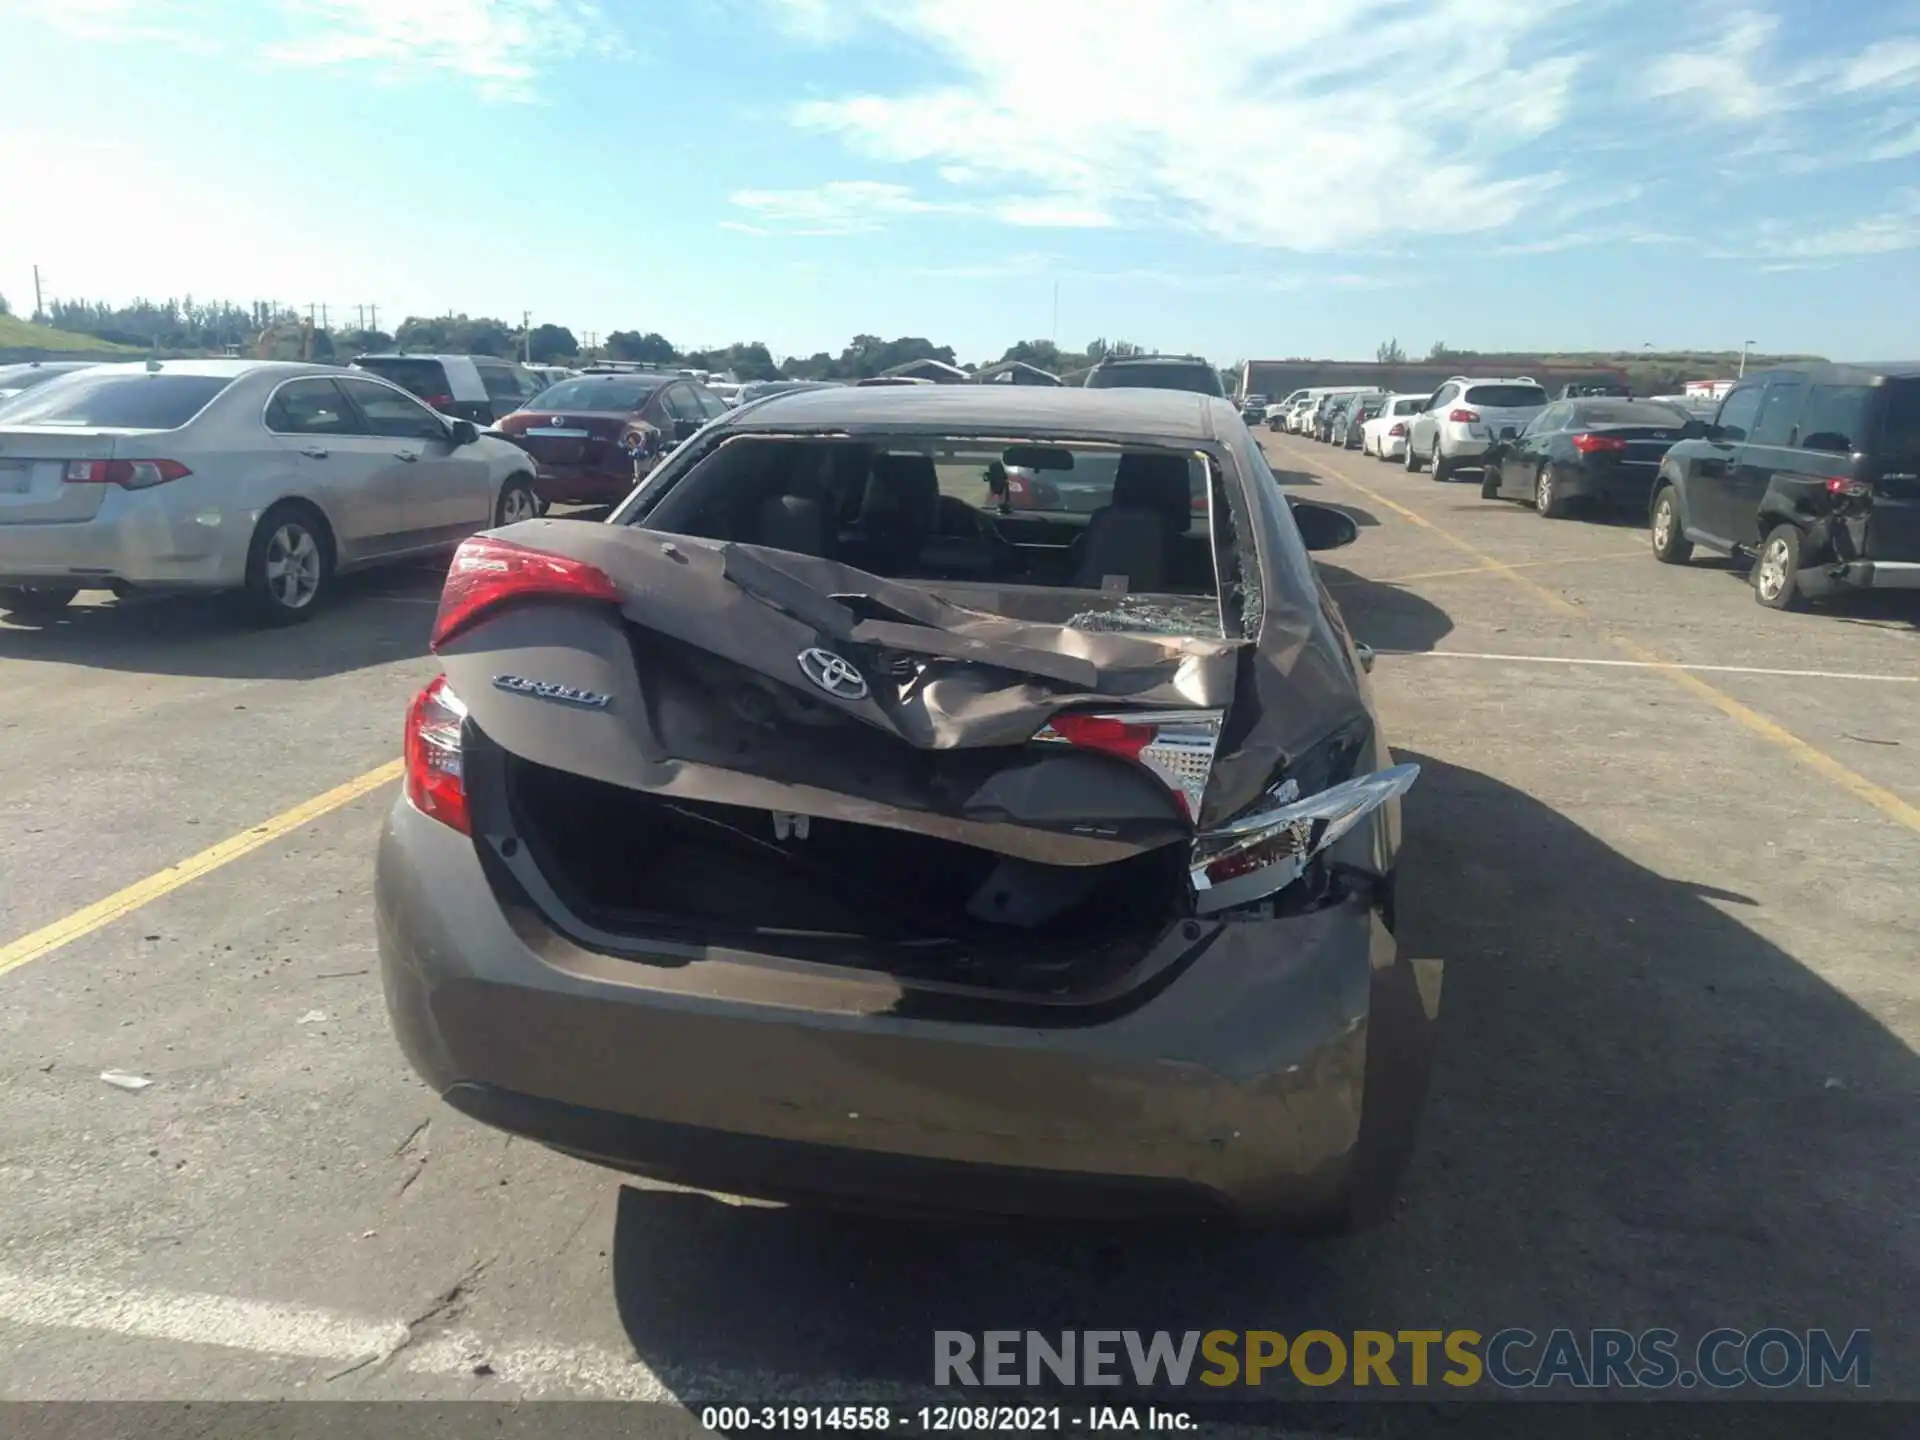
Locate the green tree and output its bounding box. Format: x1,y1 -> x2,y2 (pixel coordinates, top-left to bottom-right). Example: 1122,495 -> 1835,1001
1427,340 -> 1456,362
334,327 -> 393,355
606,329 -> 679,364
0,293 -> 10,317
526,323 -> 579,363
1376,337 -> 1407,364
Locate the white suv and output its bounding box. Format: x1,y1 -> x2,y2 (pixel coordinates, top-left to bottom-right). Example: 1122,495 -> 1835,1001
1404,376 -> 1551,480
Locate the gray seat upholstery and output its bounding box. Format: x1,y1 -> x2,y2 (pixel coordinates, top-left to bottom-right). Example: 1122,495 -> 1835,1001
1071,453 -> 1191,591
843,453 -> 941,571
751,493 -> 833,558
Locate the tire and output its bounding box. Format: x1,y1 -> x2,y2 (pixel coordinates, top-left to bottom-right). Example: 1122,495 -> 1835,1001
1533,463 -> 1569,518
1650,485 -> 1692,564
1430,440 -> 1454,482
0,584 -> 80,617
495,473 -> 540,528
241,503 -> 334,626
1753,523 -> 1806,610
1404,437 -> 1425,473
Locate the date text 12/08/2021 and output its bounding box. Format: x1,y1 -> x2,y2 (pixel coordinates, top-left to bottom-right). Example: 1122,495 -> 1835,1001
701,1406 -> 1193,1432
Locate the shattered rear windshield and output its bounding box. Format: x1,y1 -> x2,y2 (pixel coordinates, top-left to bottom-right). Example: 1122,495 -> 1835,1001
635,434 -> 1224,636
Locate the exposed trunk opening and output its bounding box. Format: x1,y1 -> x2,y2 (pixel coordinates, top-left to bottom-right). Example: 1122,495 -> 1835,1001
502,753 -> 1193,996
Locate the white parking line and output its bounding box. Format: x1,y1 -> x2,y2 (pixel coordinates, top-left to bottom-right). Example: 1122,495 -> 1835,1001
1383,650 -> 1920,684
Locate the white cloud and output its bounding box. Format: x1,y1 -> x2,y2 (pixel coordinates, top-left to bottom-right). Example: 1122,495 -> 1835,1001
727,181 -> 958,235
1747,188 -> 1920,260
268,0 -> 626,100
770,0 -> 1588,251
10,0 -> 625,101
1839,37 -> 1920,92
1640,11 -> 1779,121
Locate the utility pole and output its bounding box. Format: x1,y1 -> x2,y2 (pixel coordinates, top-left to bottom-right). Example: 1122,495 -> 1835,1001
1738,339 -> 1754,378
356,304 -> 365,331
368,303 -> 378,333
32,265 -> 44,322
320,303 -> 329,331
522,310 -> 532,364
1051,281 -> 1059,345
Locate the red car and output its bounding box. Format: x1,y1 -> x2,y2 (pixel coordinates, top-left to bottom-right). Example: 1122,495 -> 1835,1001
494,373 -> 728,505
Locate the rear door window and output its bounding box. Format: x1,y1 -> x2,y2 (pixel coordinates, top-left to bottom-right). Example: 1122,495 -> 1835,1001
475,361 -> 527,410
337,376 -> 452,441
0,373 -> 233,429
352,357 -> 450,401
266,378 -> 356,435
692,385 -> 729,421
1749,376 -> 1807,447
1714,384 -> 1764,442
1798,384 -> 1877,455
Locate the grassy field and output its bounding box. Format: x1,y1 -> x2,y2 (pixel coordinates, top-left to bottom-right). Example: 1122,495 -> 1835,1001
0,314 -> 140,354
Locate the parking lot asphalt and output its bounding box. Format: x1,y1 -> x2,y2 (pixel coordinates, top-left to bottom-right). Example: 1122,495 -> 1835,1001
0,446 -> 1915,1418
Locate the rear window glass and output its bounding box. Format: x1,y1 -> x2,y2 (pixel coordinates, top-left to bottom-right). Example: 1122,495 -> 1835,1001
0,373 -> 232,429
1464,384 -> 1549,408
352,357 -> 448,397
635,435 -> 1221,633
476,364 -> 525,402
1086,363 -> 1224,397
1571,401 -> 1691,427
1392,398 -> 1423,415
527,377 -> 664,411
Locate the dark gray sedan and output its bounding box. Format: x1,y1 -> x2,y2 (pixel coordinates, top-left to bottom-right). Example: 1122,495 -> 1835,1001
376,386 -> 1436,1228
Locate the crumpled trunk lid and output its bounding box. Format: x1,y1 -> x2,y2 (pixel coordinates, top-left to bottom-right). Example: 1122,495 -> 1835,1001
434,520 -> 1248,866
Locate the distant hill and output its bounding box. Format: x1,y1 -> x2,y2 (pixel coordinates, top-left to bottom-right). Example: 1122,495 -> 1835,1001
0,315 -> 141,356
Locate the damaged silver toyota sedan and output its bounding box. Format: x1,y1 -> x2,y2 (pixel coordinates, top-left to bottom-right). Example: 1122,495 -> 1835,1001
376,385 -> 1439,1228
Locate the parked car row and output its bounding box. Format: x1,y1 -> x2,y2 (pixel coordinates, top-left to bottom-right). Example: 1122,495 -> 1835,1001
1271,363 -> 1920,613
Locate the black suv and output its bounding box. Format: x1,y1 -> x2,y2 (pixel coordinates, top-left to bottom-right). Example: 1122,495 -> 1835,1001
1648,362 -> 1920,609
1083,354 -> 1224,398
350,353 -> 546,425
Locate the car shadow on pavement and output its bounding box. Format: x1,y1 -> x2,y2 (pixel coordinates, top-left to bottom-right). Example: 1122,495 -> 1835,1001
1316,562 -> 1454,654
603,752 -> 1916,1412
0,562 -> 447,680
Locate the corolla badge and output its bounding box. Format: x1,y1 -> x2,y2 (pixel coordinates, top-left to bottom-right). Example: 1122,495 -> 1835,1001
797,648 -> 868,701
492,674 -> 611,709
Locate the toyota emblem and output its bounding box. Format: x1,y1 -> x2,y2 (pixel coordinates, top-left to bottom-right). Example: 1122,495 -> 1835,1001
797,648 -> 868,701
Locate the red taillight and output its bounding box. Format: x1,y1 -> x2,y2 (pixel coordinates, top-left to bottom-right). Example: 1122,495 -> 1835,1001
1389,422 -> 1408,438
64,459 -> 191,489
1825,477 -> 1872,497
1447,408 -> 1481,424
1033,708 -> 1224,820
431,534 -> 620,652
1570,432 -> 1628,454
1006,475 -> 1028,494
423,394 -> 457,412
1043,712 -> 1157,760
403,675 -> 469,834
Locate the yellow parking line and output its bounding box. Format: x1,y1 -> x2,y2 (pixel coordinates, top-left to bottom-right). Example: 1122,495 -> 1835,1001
1329,550 -> 1645,587
1281,442 -> 1920,835
0,760 -> 403,980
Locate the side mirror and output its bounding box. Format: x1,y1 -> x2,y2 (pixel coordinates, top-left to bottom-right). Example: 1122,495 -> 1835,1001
448,419 -> 478,446
673,418 -> 700,442
1290,499 -> 1360,552
1705,424 -> 1730,444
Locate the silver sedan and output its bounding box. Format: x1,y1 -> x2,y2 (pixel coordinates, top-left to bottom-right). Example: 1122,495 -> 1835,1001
0,360 -> 542,623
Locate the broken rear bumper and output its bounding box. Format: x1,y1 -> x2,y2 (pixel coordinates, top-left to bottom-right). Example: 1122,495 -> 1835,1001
1796,559 -> 1920,597
375,798 -> 1441,1225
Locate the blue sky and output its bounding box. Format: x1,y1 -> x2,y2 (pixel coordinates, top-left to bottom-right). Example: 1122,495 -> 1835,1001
3,0 -> 1918,365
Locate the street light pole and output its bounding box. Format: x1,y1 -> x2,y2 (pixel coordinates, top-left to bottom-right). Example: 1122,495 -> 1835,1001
1739,339 -> 1754,378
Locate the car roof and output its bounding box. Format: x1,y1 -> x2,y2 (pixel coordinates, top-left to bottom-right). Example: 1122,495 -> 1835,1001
723,383 -> 1232,442
1741,361 -> 1920,383
72,359 -> 339,381
1091,353 -> 1212,367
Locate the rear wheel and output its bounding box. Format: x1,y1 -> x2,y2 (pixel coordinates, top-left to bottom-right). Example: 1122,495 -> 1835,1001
1534,463 -> 1569,518
1430,440 -> 1454,482
1404,437 -> 1426,473
242,504 -> 333,626
1650,485 -> 1692,563
495,473 -> 540,527
1753,524 -> 1805,610
0,584 -> 80,617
